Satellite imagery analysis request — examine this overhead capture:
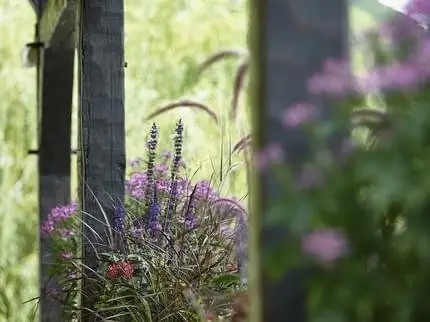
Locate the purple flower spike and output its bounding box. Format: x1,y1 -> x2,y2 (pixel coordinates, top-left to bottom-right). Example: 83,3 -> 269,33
113,205 -> 126,232
148,201 -> 162,233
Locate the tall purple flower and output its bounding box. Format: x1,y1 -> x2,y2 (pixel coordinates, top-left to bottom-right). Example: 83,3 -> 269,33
148,190 -> 161,233
145,123 -> 159,210
165,119 -> 184,227
113,204 -> 125,232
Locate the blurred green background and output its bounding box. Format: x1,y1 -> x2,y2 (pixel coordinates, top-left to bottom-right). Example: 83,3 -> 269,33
0,0 -> 384,320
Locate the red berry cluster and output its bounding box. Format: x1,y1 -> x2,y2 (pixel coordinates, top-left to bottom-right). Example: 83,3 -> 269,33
106,261 -> 135,280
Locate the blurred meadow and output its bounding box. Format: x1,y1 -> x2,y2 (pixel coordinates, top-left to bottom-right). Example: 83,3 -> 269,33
0,0 -> 382,320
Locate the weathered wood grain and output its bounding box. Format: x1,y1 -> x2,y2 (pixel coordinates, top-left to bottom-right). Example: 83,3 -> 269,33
38,6 -> 76,322
249,0 -> 349,321
77,0 -> 126,320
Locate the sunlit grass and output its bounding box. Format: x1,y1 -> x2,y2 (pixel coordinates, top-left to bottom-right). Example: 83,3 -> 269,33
0,0 -> 381,320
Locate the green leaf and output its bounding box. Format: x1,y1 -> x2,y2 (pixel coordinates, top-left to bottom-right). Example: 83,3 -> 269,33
211,273 -> 241,290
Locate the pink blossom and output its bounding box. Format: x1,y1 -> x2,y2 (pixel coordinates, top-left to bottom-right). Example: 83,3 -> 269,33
301,229 -> 348,265
154,164 -> 169,176
356,60 -> 426,93
59,252 -> 73,260
407,0 -> 430,16
308,74 -> 352,97
307,57 -> 353,96
255,143 -> 284,171
282,102 -> 318,127
378,15 -> 426,43
58,228 -> 75,240
40,220 -> 55,236
40,203 -> 77,236
381,62 -> 423,89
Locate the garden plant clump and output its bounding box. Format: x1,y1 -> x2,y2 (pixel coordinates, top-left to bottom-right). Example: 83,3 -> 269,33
40,120 -> 248,321
257,7 -> 430,322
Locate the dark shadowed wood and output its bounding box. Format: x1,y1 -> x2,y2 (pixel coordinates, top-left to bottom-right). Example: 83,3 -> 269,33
77,0 -> 126,319
38,4 -> 76,322
249,0 -> 349,321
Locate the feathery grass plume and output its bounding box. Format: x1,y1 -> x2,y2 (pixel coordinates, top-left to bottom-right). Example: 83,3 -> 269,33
165,119 -> 184,228
351,108 -> 390,130
146,100 -> 219,125
231,60 -> 248,120
232,134 -> 252,154
145,123 -> 159,211
197,49 -> 247,76
198,49 -> 249,121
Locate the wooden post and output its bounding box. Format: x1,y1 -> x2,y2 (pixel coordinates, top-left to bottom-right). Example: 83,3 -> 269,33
249,0 -> 349,321
77,0 -> 126,319
35,1 -> 77,321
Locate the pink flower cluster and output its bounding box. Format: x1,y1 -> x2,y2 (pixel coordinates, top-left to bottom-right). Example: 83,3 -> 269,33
301,229 -> 348,265
106,261 -> 135,280
126,172 -> 219,201
40,203 -> 77,236
255,143 -> 283,171
309,27 -> 430,96
406,0 -> 430,16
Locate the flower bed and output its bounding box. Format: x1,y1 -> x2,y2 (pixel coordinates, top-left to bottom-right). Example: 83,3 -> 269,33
41,120 -> 248,321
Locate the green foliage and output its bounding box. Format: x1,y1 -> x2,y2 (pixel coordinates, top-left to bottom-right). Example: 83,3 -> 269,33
0,0 -> 377,321
0,1 -> 248,321
41,122 -> 247,321
263,16 -> 430,322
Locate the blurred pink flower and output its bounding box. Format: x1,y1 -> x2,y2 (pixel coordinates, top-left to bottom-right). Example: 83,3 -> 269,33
255,143 -> 284,171
307,58 -> 353,97
282,102 -> 318,127
59,252 -> 73,261
407,0 -> 430,16
301,229 -> 348,265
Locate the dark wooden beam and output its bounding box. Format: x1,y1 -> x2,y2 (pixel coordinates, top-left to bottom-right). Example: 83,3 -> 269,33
77,0 -> 126,319
38,3 -> 76,322
250,0 -> 349,321
28,0 -> 76,48
45,1 -> 77,49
